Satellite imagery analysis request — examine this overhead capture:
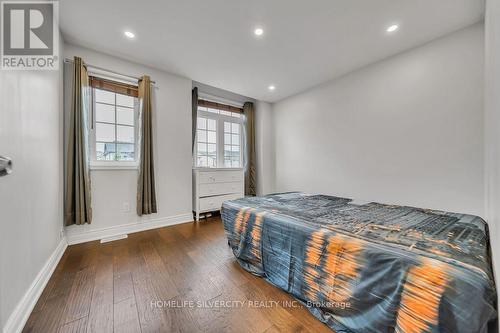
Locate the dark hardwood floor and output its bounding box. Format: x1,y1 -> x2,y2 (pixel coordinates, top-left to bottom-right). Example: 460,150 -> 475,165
23,216 -> 332,333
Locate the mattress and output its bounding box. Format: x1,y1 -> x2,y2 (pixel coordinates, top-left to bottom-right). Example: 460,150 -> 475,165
221,192 -> 497,333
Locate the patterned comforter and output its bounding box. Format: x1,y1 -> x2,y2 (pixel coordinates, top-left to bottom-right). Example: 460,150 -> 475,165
221,192 -> 497,333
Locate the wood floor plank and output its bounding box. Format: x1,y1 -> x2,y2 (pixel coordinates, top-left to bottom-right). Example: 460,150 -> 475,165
23,251 -> 86,333
263,325 -> 283,333
239,280 -> 315,333
40,248 -> 86,304
113,239 -> 137,305
23,289 -> 72,333
132,273 -> 169,332
139,241 -> 180,301
192,284 -> 273,333
113,240 -> 133,276
151,232 -> 222,302
86,243 -> 114,333
154,295 -> 204,333
113,297 -> 141,333
63,264 -> 96,324
114,271 -> 134,303
208,260 -> 251,291
23,218 -> 335,333
129,237 -> 170,332
30,251 -> 69,314
58,316 -> 89,333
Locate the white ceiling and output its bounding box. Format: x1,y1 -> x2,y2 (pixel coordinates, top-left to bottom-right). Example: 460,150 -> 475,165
60,0 -> 484,102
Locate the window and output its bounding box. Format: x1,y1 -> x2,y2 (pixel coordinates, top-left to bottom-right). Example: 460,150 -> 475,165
224,121 -> 240,167
195,100 -> 244,168
91,85 -> 139,166
196,117 -> 217,167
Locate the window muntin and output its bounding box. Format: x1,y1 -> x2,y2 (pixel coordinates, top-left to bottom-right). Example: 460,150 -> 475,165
93,88 -> 137,162
224,121 -> 241,167
195,104 -> 243,168
196,117 -> 217,167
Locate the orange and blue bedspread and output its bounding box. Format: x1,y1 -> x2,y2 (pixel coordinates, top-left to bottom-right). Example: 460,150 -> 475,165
221,192 -> 497,333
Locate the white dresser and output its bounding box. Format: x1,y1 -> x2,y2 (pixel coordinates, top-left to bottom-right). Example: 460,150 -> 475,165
192,168 -> 244,221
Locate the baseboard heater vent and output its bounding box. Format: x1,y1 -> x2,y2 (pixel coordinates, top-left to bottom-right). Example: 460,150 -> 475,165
100,234 -> 128,243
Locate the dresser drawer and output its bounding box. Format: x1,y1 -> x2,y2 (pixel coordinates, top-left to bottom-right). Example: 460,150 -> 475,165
198,170 -> 243,184
199,193 -> 242,212
193,168 -> 244,220
199,182 -> 243,197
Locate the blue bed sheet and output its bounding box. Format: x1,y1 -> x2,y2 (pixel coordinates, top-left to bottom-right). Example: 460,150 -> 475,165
221,192 -> 497,333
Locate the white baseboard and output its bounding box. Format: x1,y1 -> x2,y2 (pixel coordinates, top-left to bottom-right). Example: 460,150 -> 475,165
2,214 -> 194,333
66,213 -> 194,245
3,237 -> 67,333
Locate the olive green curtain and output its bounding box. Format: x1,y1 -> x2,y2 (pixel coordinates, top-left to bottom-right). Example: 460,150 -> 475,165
137,75 -> 157,215
192,87 -> 198,153
64,56 -> 92,226
243,102 -> 257,196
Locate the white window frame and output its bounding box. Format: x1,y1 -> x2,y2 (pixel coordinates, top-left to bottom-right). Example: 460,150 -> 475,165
195,108 -> 244,169
89,87 -> 140,170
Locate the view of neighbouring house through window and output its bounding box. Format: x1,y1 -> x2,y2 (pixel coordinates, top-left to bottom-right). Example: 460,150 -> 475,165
224,121 -> 241,167
94,88 -> 137,161
196,104 -> 243,168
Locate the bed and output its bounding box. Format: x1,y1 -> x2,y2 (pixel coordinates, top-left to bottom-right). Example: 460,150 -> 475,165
221,192 -> 497,333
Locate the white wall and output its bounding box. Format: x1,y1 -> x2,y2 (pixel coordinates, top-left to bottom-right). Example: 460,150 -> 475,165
485,0 -> 500,281
255,101 -> 275,196
0,36 -> 65,330
273,23 -> 485,216
64,44 -> 193,242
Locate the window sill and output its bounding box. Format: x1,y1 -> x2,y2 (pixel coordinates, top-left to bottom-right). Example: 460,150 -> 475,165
90,162 -> 139,170
192,166 -> 244,171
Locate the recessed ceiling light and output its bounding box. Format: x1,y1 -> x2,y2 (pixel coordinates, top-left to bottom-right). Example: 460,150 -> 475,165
254,28 -> 264,36
124,31 -> 135,39
268,85 -> 275,91
386,24 -> 399,33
